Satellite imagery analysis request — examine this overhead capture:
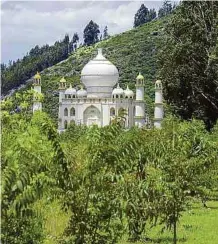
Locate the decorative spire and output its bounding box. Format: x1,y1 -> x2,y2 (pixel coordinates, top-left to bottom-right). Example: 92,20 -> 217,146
94,47 -> 106,60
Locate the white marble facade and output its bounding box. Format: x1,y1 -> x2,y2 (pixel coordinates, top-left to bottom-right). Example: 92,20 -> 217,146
32,48 -> 163,130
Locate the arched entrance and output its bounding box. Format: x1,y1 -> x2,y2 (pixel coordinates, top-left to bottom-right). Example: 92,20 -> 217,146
83,106 -> 101,126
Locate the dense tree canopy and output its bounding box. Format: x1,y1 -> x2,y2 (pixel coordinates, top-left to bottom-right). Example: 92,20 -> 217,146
134,4 -> 157,27
69,33 -> 80,53
158,1 -> 218,129
1,34 -> 71,95
103,26 -> 109,40
158,0 -> 174,18
83,20 -> 100,46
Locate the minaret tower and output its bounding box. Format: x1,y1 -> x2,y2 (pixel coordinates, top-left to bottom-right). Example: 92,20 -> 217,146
33,71 -> 42,113
134,72 -> 145,127
154,80 -> 164,128
58,77 -> 67,131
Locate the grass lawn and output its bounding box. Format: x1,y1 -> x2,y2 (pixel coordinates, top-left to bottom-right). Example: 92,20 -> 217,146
43,200 -> 218,244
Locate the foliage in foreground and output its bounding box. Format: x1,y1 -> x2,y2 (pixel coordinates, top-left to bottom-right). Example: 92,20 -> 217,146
1,94 -> 218,243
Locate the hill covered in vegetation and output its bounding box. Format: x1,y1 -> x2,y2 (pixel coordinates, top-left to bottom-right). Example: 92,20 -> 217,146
34,17 -> 168,120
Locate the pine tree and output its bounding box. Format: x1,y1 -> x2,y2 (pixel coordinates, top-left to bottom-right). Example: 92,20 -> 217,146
69,33 -> 79,53
63,34 -> 69,44
103,26 -> 109,39
134,4 -> 149,27
72,33 -> 79,45
158,0 -> 173,18
149,8 -> 157,21
83,20 -> 100,46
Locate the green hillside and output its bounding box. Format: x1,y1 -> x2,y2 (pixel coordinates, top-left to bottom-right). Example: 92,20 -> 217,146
36,17 -> 168,121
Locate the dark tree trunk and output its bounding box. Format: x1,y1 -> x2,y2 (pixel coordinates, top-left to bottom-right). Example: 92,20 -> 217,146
173,215 -> 177,244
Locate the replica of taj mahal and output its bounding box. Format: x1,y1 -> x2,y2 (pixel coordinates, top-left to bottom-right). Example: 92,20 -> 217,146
32,48 -> 164,130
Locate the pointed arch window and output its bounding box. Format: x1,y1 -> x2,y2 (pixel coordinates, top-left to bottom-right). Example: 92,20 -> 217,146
110,107 -> 115,116
70,107 -> 75,116
64,108 -> 68,116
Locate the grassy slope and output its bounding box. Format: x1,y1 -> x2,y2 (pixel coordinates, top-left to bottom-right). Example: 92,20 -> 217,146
37,17 -> 168,121
42,201 -> 218,244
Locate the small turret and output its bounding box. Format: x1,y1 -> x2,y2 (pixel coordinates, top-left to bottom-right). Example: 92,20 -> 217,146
154,80 -> 163,128
112,83 -> 124,99
136,72 -> 144,87
65,84 -> 77,98
58,77 -> 67,131
77,86 -> 87,98
33,71 -> 41,86
59,77 -> 67,90
124,85 -> 134,99
135,72 -> 145,127
32,71 -> 42,113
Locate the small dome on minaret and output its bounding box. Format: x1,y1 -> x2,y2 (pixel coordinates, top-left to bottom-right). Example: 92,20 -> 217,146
155,79 -> 162,89
59,77 -> 67,89
136,72 -> 144,80
34,71 -> 41,80
33,71 -> 41,86
60,77 -> 67,83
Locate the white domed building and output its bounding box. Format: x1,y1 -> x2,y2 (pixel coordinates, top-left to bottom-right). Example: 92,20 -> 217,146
31,48 -> 163,130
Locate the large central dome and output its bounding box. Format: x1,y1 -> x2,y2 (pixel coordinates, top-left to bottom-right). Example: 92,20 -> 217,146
81,48 -> 119,98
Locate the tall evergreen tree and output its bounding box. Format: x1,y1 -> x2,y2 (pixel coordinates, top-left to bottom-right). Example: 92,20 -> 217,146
103,26 -> 109,39
149,8 -> 157,20
69,33 -> 79,53
72,33 -> 79,45
63,34 -> 70,44
134,4 -> 149,27
158,0 -> 173,18
83,20 -> 100,46
134,4 -> 156,27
